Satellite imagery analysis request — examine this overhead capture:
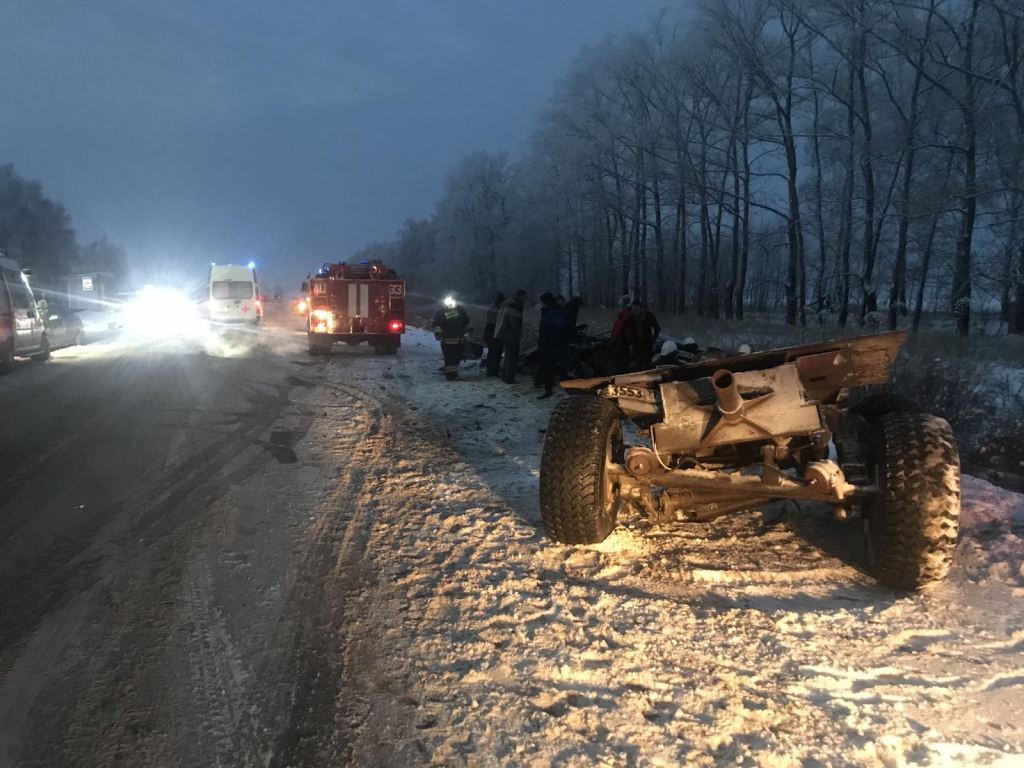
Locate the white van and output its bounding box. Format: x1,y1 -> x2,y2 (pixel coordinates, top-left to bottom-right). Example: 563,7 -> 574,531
1,255 -> 49,372
208,264 -> 262,326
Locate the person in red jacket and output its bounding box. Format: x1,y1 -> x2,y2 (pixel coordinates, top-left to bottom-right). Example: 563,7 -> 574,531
610,298 -> 638,374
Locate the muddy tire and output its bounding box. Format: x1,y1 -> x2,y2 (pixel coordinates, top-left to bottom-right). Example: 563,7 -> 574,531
850,392 -> 921,423
867,411 -> 960,590
540,396 -> 623,545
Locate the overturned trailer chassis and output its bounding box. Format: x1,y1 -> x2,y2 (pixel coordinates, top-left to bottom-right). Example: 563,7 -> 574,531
541,331 -> 962,589
602,356 -> 878,524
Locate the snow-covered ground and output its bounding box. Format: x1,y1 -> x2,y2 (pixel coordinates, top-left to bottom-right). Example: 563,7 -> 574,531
308,327 -> 1024,767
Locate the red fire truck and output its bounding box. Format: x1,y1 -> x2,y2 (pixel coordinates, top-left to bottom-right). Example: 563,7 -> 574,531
301,260 -> 406,355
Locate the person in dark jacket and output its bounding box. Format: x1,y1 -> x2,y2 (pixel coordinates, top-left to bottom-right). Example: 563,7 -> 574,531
535,293 -> 566,399
483,291 -> 505,375
496,290 -> 526,384
562,296 -> 583,342
631,299 -> 661,370
433,295 -> 470,381
610,298 -> 638,373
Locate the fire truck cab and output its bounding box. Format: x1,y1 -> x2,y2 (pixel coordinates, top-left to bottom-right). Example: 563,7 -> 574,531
301,260 -> 405,356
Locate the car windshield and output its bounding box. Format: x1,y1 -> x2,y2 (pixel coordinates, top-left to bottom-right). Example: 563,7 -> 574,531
212,281 -> 252,300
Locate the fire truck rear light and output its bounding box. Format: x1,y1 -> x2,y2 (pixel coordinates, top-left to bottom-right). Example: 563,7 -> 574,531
389,320 -> 404,332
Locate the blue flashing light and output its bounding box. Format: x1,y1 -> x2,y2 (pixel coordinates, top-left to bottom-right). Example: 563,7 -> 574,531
248,261 -> 256,269
211,262 -> 216,266
359,260 -> 368,264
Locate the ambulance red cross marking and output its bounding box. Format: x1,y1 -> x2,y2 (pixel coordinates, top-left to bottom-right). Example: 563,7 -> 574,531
241,305 -> 250,313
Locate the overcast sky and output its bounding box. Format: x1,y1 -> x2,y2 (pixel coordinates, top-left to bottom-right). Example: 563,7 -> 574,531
1,1 -> 674,288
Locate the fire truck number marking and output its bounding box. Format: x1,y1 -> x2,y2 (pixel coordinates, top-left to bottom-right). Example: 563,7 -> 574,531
389,284 -> 404,298
313,282 -> 326,296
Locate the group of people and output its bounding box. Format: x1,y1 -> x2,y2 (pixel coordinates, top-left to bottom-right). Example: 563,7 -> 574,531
481,291 -> 583,399
610,298 -> 662,373
433,291 -> 661,395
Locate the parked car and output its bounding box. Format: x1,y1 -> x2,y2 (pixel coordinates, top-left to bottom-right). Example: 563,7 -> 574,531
43,304 -> 85,349
0,255 -> 50,372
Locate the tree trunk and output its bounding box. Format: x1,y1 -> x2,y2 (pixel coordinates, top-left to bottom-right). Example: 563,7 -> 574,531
777,9 -> 804,327
837,58 -> 857,328
678,199 -> 688,315
698,138 -> 711,317
710,167 -> 726,320
1015,244 -> 1024,334
737,80 -> 753,321
811,81 -> 827,322
782,118 -> 801,326
953,0 -> 981,336
651,160 -> 665,311
856,16 -> 878,319
605,210 -> 616,307
912,210 -> 941,333
728,134 -> 740,321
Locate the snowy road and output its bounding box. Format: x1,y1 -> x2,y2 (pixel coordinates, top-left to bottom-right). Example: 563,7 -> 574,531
0,315 -> 1022,767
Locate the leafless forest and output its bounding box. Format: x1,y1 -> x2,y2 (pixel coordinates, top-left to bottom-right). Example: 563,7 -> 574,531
359,0 -> 1024,337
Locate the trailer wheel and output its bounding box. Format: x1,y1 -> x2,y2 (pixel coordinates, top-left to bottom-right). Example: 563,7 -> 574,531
540,396 -> 623,545
308,341 -> 325,356
866,411 -> 960,590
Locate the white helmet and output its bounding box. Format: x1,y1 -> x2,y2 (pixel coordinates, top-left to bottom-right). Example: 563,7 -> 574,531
683,336 -> 696,346
660,340 -> 678,356
738,343 -> 752,355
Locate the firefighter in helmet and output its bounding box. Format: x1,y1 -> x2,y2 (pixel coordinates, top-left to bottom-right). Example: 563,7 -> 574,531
433,294 -> 470,380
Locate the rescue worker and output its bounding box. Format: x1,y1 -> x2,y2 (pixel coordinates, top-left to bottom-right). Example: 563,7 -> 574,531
483,292 -> 506,376
631,299 -> 662,370
433,294 -> 470,381
610,297 -> 638,374
535,292 -> 566,399
496,289 -> 526,384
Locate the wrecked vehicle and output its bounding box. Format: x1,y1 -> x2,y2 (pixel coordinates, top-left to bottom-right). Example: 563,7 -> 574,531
539,331 -> 960,590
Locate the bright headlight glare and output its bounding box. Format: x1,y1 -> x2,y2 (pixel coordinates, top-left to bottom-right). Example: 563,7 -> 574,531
312,309 -> 330,320
122,287 -> 199,339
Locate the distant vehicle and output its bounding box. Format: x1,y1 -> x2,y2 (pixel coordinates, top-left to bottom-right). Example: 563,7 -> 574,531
290,297 -> 308,315
207,264 -> 262,327
301,260 -> 405,355
0,255 -> 50,372
43,305 -> 85,349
